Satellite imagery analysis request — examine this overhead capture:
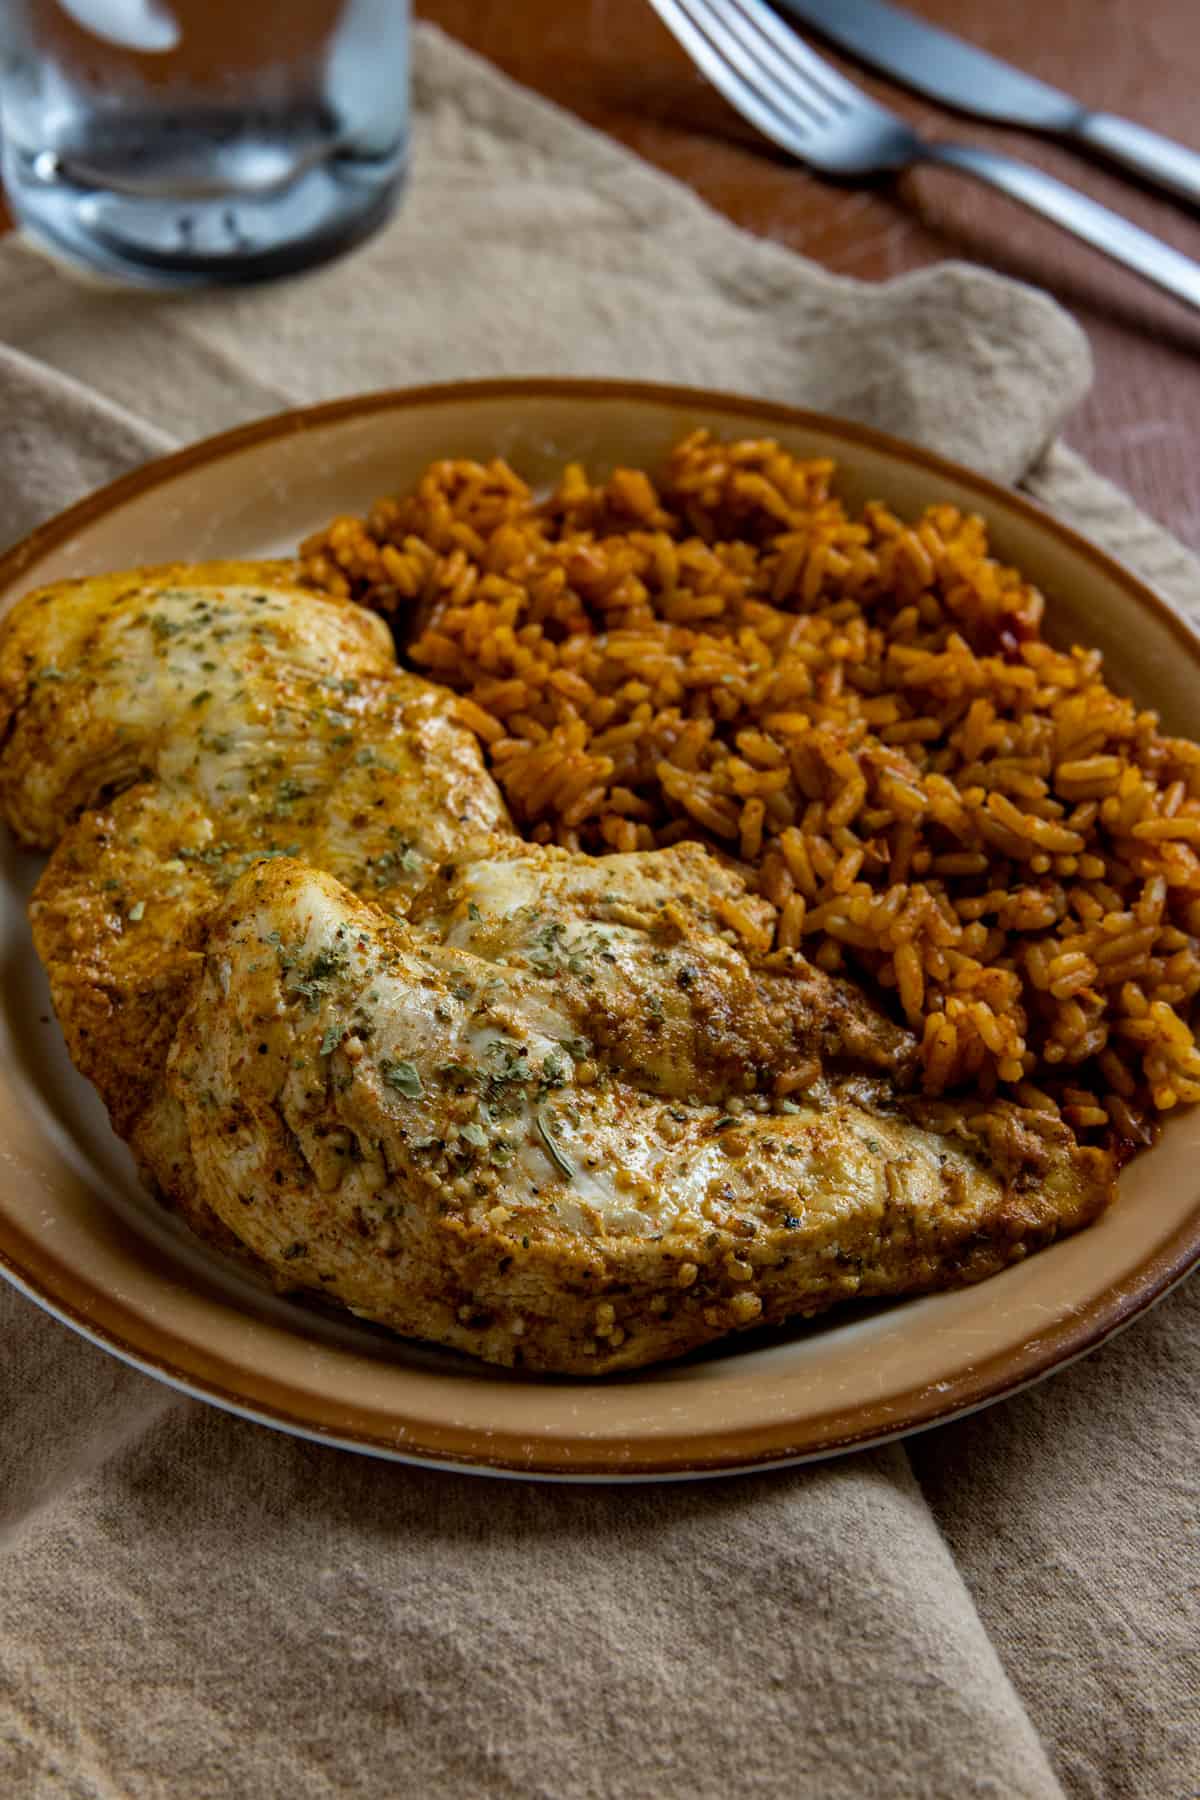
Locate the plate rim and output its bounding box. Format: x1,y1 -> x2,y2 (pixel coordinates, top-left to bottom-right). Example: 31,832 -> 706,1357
1,374 -> 1197,1479
3,1196 -> 1198,1479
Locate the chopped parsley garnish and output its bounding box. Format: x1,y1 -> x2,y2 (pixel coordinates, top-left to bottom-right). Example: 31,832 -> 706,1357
381,1059 -> 423,1098
438,1061 -> 481,1090
287,944 -> 349,1011
366,842 -> 421,888
536,1109 -> 575,1182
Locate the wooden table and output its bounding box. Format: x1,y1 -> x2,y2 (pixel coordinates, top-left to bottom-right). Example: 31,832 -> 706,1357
421,0 -> 1200,552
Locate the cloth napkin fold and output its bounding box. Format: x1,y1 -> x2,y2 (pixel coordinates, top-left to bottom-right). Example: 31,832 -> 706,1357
0,26 -> 1196,1800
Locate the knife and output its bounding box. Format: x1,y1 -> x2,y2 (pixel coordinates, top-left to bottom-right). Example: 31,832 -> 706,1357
774,0 -> 1200,209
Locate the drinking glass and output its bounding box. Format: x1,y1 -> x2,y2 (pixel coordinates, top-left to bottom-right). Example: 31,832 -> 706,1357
0,0 -> 410,286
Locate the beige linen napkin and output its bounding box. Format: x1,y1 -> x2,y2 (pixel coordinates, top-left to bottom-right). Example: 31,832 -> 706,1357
0,26 -> 1196,1800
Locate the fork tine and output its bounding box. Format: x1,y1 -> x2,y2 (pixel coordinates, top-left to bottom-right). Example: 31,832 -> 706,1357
648,0 -> 814,156
727,0 -> 866,110
686,0 -> 836,129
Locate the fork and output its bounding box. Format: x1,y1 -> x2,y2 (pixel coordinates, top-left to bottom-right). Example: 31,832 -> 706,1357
647,0 -> 1200,313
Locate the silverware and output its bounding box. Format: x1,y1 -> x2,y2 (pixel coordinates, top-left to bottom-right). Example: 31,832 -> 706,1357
775,0 -> 1200,210
648,0 -> 1200,313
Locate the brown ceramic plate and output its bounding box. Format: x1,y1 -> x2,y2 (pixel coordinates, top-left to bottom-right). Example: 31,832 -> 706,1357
1,379 -> 1197,1480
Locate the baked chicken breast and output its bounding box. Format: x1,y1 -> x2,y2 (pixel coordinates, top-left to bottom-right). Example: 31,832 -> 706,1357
407,841 -> 918,1099
0,561 -> 1115,1372
0,562 -> 511,1237
174,857 -> 1112,1372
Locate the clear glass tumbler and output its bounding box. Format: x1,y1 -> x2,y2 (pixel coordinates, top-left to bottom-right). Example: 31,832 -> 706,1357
0,0 -> 409,287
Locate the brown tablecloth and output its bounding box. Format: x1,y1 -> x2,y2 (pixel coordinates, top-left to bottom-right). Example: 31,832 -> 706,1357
0,27 -> 1196,1800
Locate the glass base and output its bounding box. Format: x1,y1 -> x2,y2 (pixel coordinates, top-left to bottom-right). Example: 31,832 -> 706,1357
2,142 -> 407,289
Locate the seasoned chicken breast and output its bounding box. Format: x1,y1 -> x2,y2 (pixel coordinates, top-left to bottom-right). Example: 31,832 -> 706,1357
173,858 -> 1113,1373
408,841 -> 917,1097
0,563 -> 511,1225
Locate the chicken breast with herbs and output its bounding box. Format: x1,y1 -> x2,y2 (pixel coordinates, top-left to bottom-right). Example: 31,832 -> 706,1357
0,562 -> 512,1220
172,857 -> 1114,1373
408,841 -> 918,1098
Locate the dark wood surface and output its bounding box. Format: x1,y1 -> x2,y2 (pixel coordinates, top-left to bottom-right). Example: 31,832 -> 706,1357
418,0 -> 1200,552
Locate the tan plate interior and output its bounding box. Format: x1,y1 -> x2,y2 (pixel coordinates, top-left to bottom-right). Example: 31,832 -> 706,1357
1,378 -> 1198,1480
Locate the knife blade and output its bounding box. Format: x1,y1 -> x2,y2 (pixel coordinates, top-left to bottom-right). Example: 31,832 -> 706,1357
773,0 -> 1200,209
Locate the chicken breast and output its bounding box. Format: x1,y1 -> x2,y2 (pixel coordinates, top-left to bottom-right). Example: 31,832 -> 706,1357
408,841 -> 917,1098
171,858 -> 1113,1373
0,563 -> 512,1226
